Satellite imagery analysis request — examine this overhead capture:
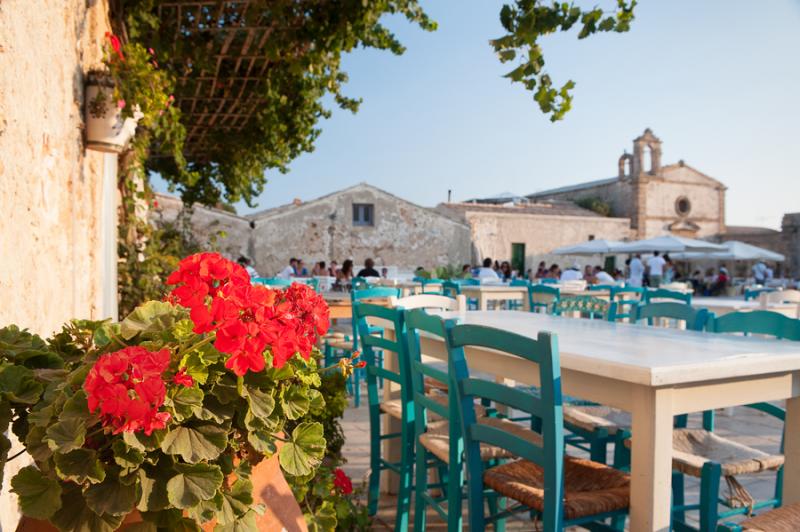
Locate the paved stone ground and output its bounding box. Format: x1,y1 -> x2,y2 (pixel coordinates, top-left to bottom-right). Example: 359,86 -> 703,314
339,390 -> 784,531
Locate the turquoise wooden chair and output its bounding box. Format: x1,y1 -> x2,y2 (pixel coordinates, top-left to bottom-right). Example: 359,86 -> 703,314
351,276 -> 369,291
507,279 -> 529,310
589,284 -> 617,292
540,277 -> 558,284
553,295 -> 618,321
633,301 -> 710,331
718,501 -> 800,531
419,278 -> 445,295
527,284 -> 560,314
643,287 -> 692,304
253,277 -> 293,287
352,302 -> 414,530
744,287 -> 777,301
442,279 -> 479,309
609,286 -> 644,321
447,323 -> 630,530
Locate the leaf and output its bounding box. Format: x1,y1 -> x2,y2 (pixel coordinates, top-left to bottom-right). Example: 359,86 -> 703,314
246,429 -> 276,455
214,510 -> 258,532
244,385 -> 275,420
51,483 -> 124,532
137,465 -> 173,512
123,428 -> 165,452
124,523 -> 158,532
0,364 -> 43,403
217,479 -> 253,525
305,500 -> 338,532
61,389 -> 91,421
120,300 -> 187,340
279,422 -> 325,477
166,462 -> 224,509
169,385 -> 204,421
54,448 -> 105,484
10,466 -> 62,520
45,417 -> 86,453
160,423 -> 227,463
198,395 -> 235,423
280,385 -> 310,420
307,389 -> 325,415
186,491 -> 223,523
112,439 -> 145,471
85,475 -> 140,516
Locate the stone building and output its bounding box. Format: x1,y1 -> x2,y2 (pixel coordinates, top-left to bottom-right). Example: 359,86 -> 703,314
155,183 -> 472,276
436,201 -> 631,273
528,129 -> 727,239
0,1 -> 116,527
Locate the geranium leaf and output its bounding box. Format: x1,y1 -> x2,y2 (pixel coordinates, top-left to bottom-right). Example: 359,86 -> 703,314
123,428 -> 165,452
278,422 -> 325,477
246,429 -> 276,455
186,491 -> 223,523
214,509 -> 258,532
124,523 -> 158,532
166,462 -> 224,509
281,385 -> 310,420
217,479 -> 253,525
307,389 -> 325,415
0,364 -> 43,404
112,439 -> 145,471
51,483 -> 124,532
160,423 -> 227,463
10,465 -> 62,520
198,395 -> 235,423
305,500 -> 338,532
85,475 -> 140,516
45,417 -> 86,453
137,466 -> 173,512
169,385 -> 204,421
54,448 -> 105,484
244,385 -> 275,420
120,301 -> 187,340
61,389 -> 91,421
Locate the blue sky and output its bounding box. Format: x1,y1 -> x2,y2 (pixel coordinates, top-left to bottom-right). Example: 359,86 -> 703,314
154,0 -> 800,229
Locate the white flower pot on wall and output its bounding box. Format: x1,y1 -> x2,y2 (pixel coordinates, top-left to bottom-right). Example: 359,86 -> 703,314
84,77 -> 142,153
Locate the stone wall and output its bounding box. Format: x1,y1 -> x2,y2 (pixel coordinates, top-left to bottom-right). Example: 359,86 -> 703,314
782,214 -> 800,278
528,179 -> 635,220
250,184 -> 471,276
0,0 -> 113,527
154,193 -> 252,261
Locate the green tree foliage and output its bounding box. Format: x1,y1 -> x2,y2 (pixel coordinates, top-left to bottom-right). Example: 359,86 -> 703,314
575,196 -> 613,217
492,0 -> 636,121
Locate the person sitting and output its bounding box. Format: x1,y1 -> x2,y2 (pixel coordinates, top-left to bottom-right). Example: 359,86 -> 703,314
277,258 -> 297,279
381,267 -> 389,278
335,259 -> 354,290
460,264 -> 472,278
356,258 -> 380,278
535,261 -> 547,279
709,266 -> 730,296
237,256 -> 259,279
296,259 -> 309,277
311,261 -> 327,276
560,262 -> 583,282
593,265 -> 615,284
328,260 -> 339,277
499,261 -> 512,281
583,265 -> 595,282
547,263 -> 561,279
477,258 -> 499,279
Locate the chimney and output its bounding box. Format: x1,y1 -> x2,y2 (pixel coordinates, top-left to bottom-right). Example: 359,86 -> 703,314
447,189 -> 452,203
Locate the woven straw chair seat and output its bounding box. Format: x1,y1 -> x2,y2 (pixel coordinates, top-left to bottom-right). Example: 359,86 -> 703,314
671,428 -> 784,477
738,501 -> 800,531
325,338 -> 354,350
563,405 -> 631,434
379,393 -> 487,421
419,417 -> 543,463
423,377 -> 449,394
483,456 -> 630,520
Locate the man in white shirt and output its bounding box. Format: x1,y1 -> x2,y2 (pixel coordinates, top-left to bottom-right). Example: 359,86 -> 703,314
277,258 -> 298,279
560,262 -> 583,282
648,251 -> 666,288
477,257 -> 500,279
593,266 -> 615,284
752,261 -> 767,285
628,254 -> 644,287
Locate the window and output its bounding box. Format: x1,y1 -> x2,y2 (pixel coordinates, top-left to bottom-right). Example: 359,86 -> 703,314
675,197 -> 692,217
352,203 -> 374,226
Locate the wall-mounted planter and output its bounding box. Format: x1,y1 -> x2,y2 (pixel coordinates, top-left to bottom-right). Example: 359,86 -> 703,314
84,73 -> 142,153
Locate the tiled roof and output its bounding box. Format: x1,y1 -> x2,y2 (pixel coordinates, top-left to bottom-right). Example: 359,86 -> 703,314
436,200 -> 606,220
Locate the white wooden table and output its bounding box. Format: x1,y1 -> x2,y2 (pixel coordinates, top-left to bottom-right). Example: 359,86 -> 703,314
692,296 -> 798,318
459,284 -> 529,311
379,310 -> 800,531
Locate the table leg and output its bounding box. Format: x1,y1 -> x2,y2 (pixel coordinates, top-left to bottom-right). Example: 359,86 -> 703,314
479,294 -> 487,311
629,386 -> 674,531
783,394 -> 800,504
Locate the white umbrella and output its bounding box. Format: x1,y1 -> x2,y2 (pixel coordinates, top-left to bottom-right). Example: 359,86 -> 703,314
671,240 -> 785,262
611,235 -> 726,254
552,239 -> 627,255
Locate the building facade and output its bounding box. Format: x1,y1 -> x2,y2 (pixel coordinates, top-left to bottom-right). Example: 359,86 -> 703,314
528,129 -> 727,239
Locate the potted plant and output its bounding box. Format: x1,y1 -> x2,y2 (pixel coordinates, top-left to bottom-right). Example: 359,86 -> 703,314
2,252 -> 336,531
85,69 -> 143,153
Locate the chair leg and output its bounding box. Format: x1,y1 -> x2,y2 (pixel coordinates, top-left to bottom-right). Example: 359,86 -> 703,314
672,470 -> 686,524
589,429 -> 609,464
353,365 -> 361,408
413,442 -> 428,532
698,462 -> 722,532
367,409 -> 382,516
394,419 -> 414,531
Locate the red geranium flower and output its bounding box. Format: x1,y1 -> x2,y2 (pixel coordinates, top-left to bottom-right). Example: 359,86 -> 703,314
84,346 -> 171,435
333,468 -> 353,495
105,32 -> 125,62
173,368 -> 194,387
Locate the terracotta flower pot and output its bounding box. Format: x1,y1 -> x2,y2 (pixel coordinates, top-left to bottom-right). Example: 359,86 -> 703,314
16,448 -> 307,532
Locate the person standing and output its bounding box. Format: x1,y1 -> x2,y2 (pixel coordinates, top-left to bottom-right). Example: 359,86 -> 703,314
648,251 -> 666,288
752,261 -> 768,285
628,254 -> 645,287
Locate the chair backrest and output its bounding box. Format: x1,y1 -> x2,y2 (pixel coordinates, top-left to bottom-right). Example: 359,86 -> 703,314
253,277 -> 292,287
540,277 -> 558,284
528,284 -> 560,313
351,276 -> 370,291
707,310 -> 800,340
405,309 -> 456,428
589,284 -> 616,292
609,286 -> 645,319
394,293 -> 462,311
349,287 -> 402,349
633,302 -> 709,331
510,279 -> 529,287
744,287 -> 776,301
442,280 -> 461,297
643,288 -> 692,305
553,295 -> 617,321
446,323 -> 565,529
353,302 -> 412,406
420,278 -> 444,295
